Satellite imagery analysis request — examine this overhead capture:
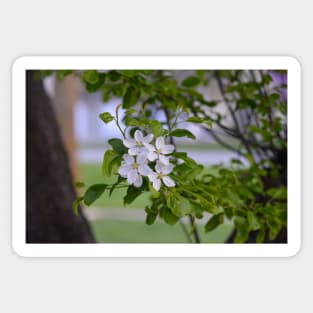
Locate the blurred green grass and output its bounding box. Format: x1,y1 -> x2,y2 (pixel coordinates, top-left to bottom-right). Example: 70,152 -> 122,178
91,219 -> 233,243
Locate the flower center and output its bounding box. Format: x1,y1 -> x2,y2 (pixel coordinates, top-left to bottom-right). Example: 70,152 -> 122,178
156,148 -> 163,155
136,141 -> 143,147
157,172 -> 165,179
132,162 -> 139,170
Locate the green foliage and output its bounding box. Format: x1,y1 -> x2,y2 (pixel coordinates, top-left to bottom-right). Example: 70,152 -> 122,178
102,150 -> 121,177
99,112 -> 114,124
67,69 -> 287,244
170,129 -> 196,140
205,213 -> 224,232
123,85 -> 141,108
182,76 -> 201,87
108,138 -> 128,154
124,185 -> 143,206
84,184 -> 107,206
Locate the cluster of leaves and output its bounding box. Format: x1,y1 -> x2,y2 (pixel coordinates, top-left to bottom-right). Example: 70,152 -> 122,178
51,69 -> 287,243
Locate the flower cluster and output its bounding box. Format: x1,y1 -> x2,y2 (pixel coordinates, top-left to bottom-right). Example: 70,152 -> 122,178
118,130 -> 176,191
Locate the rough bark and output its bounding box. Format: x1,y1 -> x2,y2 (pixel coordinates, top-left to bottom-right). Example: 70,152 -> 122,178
26,70 -> 95,243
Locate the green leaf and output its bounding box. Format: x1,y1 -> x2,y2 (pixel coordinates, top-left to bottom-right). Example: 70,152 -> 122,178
82,70 -> 99,84
99,112 -> 114,124
72,197 -> 84,216
82,71 -> 105,92
247,211 -> 260,231
145,206 -> 158,225
108,182 -> 119,197
187,116 -> 203,123
187,116 -> 212,128
123,85 -> 140,108
84,184 -> 107,206
234,217 -> 249,243
108,70 -> 121,81
108,138 -> 128,155
166,192 -> 190,218
160,206 -> 179,225
267,187 -> 287,200
170,129 -> 196,140
124,116 -> 141,127
205,213 -> 224,232
150,120 -> 165,137
102,150 -> 120,177
124,185 -> 142,206
182,76 -> 200,87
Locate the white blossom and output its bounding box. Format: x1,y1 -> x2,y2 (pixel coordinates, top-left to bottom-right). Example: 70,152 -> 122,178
118,154 -> 151,187
147,136 -> 175,165
148,161 -> 175,191
123,130 -> 154,157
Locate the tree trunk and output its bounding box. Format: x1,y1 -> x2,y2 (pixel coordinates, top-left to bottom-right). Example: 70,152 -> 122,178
26,70 -> 95,243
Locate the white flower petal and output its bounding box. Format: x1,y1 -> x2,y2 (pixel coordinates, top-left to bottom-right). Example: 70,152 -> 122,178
152,178 -> 161,191
162,163 -> 174,175
128,147 -> 139,156
159,154 -> 170,165
123,138 -> 136,148
161,144 -> 175,154
123,154 -> 134,165
148,172 -> 158,182
147,151 -> 157,161
118,164 -> 132,177
137,152 -> 148,164
143,143 -> 155,152
138,164 -> 152,176
156,161 -> 173,174
127,169 -> 138,184
143,133 -> 153,144
162,176 -> 175,187
134,130 -> 144,142
155,137 -> 165,150
134,175 -> 143,187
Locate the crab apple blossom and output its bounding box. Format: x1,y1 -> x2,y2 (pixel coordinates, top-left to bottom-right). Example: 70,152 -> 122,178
147,136 -> 175,165
148,161 -> 176,191
118,154 -> 152,187
123,130 -> 154,156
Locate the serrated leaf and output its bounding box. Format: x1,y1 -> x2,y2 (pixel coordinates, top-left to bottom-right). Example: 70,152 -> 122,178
84,184 -> 107,206
108,138 -> 128,155
99,112 -> 114,124
182,76 -> 200,87
123,85 -> 140,108
124,185 -> 142,206
205,213 -> 224,232
170,129 -> 196,140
